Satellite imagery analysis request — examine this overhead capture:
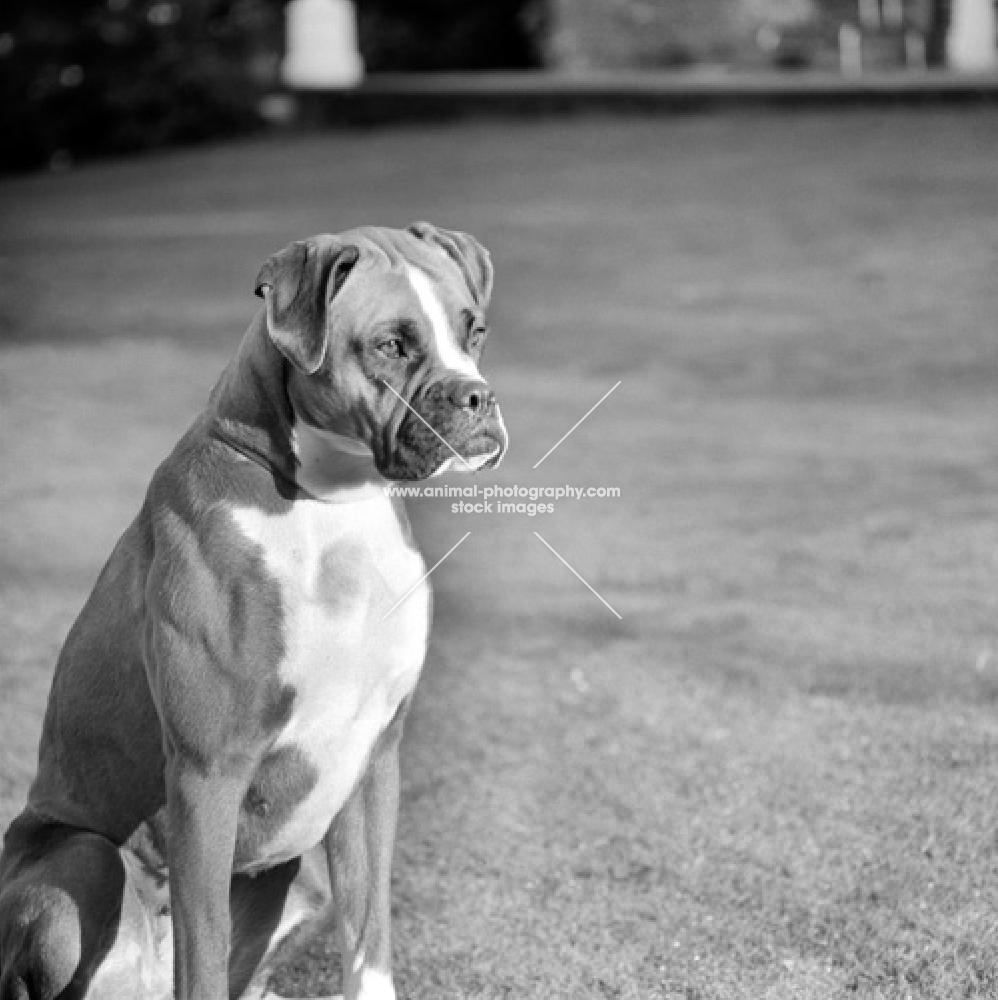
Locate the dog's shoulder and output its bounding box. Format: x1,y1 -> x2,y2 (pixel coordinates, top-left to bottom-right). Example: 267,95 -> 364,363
140,415 -> 290,699
142,413 -> 294,612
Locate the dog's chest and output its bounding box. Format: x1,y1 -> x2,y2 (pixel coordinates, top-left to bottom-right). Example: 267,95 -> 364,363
229,497 -> 428,871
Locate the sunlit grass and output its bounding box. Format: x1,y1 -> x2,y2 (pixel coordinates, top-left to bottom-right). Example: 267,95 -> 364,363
2,110 -> 997,998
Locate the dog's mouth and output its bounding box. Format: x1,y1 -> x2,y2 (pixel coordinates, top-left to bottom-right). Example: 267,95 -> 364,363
428,430 -> 505,477
462,429 -> 504,461
379,399 -> 507,482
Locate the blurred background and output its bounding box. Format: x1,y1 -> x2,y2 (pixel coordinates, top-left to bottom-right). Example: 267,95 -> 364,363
1,0 -> 991,172
2,3 -> 998,999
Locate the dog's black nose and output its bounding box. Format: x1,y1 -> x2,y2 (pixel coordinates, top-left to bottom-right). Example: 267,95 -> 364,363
447,379 -> 494,415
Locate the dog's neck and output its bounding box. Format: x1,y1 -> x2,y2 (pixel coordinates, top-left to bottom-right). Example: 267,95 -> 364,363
207,314 -> 387,503
291,422 -> 388,503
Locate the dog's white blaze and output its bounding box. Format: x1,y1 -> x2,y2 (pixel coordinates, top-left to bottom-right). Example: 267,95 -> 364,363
406,265 -> 483,382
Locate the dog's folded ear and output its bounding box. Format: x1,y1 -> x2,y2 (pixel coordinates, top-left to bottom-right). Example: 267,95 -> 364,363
255,238 -> 360,374
408,222 -> 494,309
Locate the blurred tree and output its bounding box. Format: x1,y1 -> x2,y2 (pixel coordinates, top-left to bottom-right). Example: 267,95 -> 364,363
0,0 -> 282,172
355,0 -> 548,71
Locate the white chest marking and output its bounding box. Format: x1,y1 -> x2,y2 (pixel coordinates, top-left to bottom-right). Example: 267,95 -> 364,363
229,499 -> 428,869
406,264 -> 483,382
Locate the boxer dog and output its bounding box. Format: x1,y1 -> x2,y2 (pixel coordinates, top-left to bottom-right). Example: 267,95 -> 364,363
0,223 -> 507,1000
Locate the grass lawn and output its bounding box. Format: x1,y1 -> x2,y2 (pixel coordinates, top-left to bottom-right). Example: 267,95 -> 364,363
1,110 -> 997,999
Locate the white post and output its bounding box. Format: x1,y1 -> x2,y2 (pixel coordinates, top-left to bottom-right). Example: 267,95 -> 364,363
840,23 -> 864,75
282,0 -> 364,89
946,0 -> 998,71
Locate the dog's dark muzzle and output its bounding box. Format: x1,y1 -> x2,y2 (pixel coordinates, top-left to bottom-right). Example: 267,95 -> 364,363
381,378 -> 507,480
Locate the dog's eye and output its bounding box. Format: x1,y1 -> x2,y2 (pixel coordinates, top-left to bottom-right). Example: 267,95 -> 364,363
378,338 -> 406,360
463,310 -> 487,351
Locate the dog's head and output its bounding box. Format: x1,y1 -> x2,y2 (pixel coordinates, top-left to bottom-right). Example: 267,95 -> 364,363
255,223 -> 507,481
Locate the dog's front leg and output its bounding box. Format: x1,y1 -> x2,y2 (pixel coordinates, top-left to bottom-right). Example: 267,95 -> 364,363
147,566 -> 268,1000
167,758 -> 248,1000
324,700 -> 410,1000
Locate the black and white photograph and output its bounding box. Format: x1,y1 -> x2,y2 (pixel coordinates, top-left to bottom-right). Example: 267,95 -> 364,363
1,2 -> 997,998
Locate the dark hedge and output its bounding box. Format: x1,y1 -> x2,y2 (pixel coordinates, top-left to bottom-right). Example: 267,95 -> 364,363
0,0 -> 547,172
0,0 -> 282,172
356,0 -> 546,72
